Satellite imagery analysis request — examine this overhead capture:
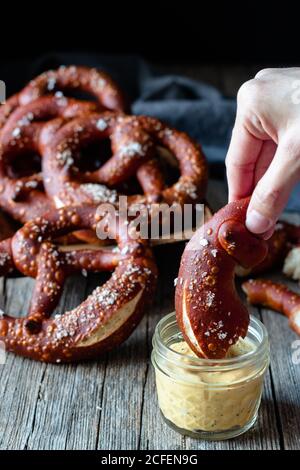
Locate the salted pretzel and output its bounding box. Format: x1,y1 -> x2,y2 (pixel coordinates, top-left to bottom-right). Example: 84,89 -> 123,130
19,65 -> 128,113
42,113 -> 207,209
0,206 -> 157,362
175,198 -> 268,359
242,279 -> 300,336
0,95 -> 98,222
0,64 -> 127,138
236,221 -> 300,277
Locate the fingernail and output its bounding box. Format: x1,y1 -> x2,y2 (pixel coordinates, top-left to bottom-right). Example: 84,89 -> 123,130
246,210 -> 273,234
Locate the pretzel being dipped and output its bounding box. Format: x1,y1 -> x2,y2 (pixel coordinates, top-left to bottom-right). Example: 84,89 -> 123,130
242,279 -> 300,336
0,206 -> 157,362
175,198 -> 268,359
19,65 -> 128,113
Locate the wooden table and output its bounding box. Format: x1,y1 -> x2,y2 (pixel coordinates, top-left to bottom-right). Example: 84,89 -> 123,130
1,65 -> 300,450
0,180 -> 299,450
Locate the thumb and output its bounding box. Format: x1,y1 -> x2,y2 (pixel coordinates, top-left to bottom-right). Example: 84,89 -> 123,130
246,133 -> 300,235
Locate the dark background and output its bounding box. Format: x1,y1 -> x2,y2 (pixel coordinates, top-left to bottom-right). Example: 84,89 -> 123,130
0,2 -> 298,65
1,0 -> 300,211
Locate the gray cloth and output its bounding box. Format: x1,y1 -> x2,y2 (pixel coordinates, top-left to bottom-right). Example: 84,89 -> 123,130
2,53 -> 298,211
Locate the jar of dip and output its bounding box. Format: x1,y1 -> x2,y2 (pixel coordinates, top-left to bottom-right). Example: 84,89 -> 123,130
152,312 -> 270,440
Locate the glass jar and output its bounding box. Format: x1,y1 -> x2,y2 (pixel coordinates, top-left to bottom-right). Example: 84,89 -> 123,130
152,312 -> 270,440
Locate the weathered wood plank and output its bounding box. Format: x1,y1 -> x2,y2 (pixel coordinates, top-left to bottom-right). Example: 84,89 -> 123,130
139,243 -> 187,450
25,359 -> 106,450
260,301 -> 300,450
0,277 -> 47,450
0,179 -> 298,449
258,212 -> 300,450
96,317 -> 148,450
23,274 -> 104,450
95,249 -> 179,451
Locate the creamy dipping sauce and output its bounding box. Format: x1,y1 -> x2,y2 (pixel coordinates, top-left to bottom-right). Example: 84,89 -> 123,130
155,338 -> 266,434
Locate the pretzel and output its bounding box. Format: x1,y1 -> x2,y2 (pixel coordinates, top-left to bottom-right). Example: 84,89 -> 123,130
0,95 -> 98,222
19,65 -> 128,113
236,221 -> 300,277
242,279 -> 300,336
42,113 -> 207,209
0,206 -> 157,362
175,198 -> 268,359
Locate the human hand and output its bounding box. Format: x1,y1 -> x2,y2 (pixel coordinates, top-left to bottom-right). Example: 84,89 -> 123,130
226,68 -> 300,239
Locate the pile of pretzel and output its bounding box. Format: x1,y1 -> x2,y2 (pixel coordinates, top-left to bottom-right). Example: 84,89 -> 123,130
0,65 -> 208,363
3,65 -> 298,364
